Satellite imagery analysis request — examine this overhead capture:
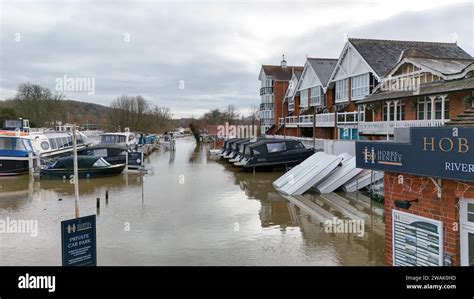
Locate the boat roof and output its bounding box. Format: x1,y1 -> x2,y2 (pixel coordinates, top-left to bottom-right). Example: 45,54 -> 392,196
53,156 -> 104,168
247,139 -> 301,148
84,144 -> 129,151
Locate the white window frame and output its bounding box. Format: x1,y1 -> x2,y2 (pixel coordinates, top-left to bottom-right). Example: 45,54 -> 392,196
299,89 -> 309,108
335,79 -> 349,103
417,97 -> 449,120
310,86 -> 322,106
351,73 -> 370,99
460,198 -> 474,266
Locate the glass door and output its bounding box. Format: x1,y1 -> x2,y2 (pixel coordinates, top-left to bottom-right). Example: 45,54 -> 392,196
460,199 -> 474,266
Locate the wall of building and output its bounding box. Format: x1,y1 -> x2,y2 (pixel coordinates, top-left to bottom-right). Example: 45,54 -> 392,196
273,81 -> 288,124
384,172 -> 474,266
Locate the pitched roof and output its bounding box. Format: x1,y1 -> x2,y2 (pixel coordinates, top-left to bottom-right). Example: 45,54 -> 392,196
307,58 -> 338,86
357,77 -> 474,104
405,57 -> 474,77
261,65 -> 304,81
349,38 -> 472,78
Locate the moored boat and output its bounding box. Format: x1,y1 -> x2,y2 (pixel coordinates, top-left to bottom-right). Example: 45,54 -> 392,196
29,130 -> 91,158
238,139 -> 315,169
0,132 -> 38,176
39,156 -> 126,179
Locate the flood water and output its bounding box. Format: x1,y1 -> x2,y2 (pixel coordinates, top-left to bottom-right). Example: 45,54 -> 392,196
0,137 -> 385,266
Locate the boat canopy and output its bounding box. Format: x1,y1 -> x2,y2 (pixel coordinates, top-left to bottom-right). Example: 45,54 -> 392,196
51,156 -> 111,169
246,140 -> 305,156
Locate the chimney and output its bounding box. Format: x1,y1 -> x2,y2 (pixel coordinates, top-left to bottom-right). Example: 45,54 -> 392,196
281,54 -> 287,69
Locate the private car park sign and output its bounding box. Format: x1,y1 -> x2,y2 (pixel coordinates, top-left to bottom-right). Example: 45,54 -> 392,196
61,215 -> 97,266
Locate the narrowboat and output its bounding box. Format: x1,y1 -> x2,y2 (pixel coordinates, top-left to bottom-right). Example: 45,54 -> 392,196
40,156 -> 126,179
0,131 -> 38,176
238,139 -> 315,169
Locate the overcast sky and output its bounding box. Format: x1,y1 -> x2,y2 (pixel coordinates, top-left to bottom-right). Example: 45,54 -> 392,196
1,0 -> 473,118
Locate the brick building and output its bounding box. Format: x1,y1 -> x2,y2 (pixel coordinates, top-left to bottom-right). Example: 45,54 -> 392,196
258,57 -> 303,135
355,125 -> 474,266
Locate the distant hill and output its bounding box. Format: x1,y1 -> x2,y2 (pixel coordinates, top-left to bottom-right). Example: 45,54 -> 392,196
0,98 -> 113,128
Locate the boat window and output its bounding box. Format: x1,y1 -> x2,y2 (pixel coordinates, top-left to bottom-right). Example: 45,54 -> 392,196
67,137 -> 73,146
50,138 -> 58,150
41,141 -> 50,150
0,137 -> 30,151
92,158 -> 111,167
101,135 -> 124,144
128,134 -> 135,142
0,137 -> 14,150
61,137 -> 68,147
266,142 -> 287,153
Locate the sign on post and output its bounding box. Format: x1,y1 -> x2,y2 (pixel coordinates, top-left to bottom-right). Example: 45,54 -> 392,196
61,215 -> 97,266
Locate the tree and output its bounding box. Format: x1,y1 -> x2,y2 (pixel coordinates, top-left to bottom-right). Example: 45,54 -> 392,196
12,83 -> 65,127
0,108 -> 17,127
108,95 -> 173,133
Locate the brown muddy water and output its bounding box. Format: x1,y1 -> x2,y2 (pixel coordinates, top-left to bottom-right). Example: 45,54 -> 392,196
0,137 -> 385,265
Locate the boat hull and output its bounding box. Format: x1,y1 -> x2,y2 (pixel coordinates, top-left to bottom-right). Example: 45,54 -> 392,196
0,158 -> 31,176
40,163 -> 126,179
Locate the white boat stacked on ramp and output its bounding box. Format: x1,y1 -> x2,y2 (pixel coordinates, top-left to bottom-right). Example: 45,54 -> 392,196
272,151 -> 325,190
315,155 -> 364,194
341,170 -> 384,193
274,152 -> 342,196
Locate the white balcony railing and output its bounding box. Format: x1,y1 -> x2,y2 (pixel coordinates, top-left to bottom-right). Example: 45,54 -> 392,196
337,111 -> 360,125
358,119 -> 447,135
285,116 -> 298,127
315,113 -> 335,127
298,115 -> 314,127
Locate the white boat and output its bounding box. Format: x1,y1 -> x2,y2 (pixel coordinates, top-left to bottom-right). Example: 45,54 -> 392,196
272,151 -> 325,189
99,128 -> 137,148
315,156 -> 364,194
341,170 -> 384,193
30,131 -> 90,158
274,152 -> 342,196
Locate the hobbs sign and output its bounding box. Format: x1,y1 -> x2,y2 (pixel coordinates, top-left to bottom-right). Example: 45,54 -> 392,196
356,127 -> 474,182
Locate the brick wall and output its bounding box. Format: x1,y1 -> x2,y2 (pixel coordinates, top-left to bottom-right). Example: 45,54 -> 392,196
273,81 -> 288,125
384,172 -> 474,266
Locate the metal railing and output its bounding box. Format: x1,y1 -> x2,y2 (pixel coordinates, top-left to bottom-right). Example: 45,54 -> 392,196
315,113 -> 335,127
298,115 -> 314,127
259,103 -> 274,110
358,119 -> 447,135
260,87 -> 274,95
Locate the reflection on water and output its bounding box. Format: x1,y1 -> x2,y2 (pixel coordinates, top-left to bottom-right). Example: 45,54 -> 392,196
0,137 -> 385,266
